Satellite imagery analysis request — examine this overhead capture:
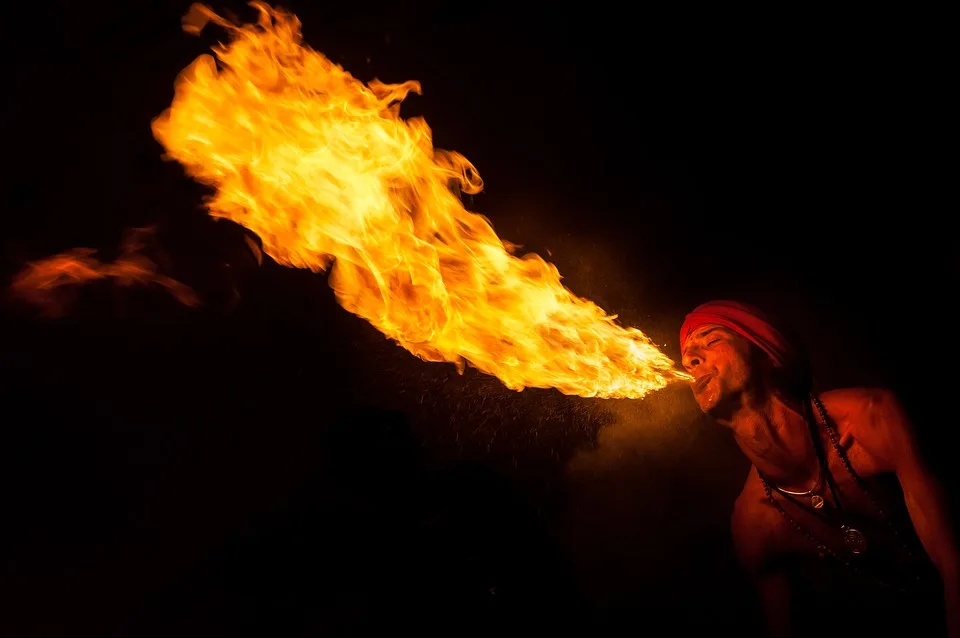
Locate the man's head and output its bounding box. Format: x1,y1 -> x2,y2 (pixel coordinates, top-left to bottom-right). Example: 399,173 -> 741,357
679,301 -> 808,416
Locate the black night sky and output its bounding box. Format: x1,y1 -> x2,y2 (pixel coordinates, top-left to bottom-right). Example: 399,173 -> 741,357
1,2 -> 954,636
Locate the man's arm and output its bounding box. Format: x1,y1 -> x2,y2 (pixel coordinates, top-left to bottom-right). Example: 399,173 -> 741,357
870,390 -> 960,637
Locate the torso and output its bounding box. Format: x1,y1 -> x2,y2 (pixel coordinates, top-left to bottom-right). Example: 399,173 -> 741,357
733,389 -> 942,634
737,390 -> 893,559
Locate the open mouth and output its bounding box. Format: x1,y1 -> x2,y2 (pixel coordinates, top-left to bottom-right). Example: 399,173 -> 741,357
694,374 -> 713,392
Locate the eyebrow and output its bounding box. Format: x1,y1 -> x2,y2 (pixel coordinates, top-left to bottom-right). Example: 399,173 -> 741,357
683,327 -> 724,355
692,327 -> 723,341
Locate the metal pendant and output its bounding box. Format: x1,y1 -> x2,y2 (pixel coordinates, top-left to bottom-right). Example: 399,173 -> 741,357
810,495 -> 824,509
842,526 -> 867,554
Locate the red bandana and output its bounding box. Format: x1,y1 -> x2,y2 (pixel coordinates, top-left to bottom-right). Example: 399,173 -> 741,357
680,300 -> 796,369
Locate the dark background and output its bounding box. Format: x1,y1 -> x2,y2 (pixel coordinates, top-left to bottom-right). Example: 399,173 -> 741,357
1,1 -> 953,636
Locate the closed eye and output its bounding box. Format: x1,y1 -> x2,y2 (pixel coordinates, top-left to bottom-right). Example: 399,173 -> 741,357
707,339 -> 721,346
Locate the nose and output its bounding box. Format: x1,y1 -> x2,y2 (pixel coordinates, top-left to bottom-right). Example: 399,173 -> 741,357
681,349 -> 701,373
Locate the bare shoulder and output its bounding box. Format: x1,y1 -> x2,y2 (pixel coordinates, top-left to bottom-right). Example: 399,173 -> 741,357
730,467 -> 782,574
818,387 -> 900,420
819,387 -> 913,470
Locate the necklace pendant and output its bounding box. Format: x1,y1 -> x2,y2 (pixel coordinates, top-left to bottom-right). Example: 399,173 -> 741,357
842,526 -> 867,554
810,495 -> 824,509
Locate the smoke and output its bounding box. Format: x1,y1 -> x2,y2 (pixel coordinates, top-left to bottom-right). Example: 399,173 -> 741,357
561,383 -> 748,612
567,384 -> 701,481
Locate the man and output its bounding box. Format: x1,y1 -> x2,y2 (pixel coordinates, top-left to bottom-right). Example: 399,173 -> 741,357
679,300 -> 958,637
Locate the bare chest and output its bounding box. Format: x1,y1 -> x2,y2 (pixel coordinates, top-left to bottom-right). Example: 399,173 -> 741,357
750,431 -> 901,560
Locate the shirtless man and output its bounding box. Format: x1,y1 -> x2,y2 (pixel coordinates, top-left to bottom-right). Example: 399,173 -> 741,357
680,300 -> 958,637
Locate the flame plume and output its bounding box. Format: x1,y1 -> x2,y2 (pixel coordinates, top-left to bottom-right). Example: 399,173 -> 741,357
151,3 -> 690,398
10,227 -> 199,318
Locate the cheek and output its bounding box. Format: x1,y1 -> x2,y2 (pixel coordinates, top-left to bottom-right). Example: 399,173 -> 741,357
715,348 -> 750,385
725,357 -> 753,388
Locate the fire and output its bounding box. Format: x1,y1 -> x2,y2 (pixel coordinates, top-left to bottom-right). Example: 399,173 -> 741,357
151,3 -> 691,399
10,227 -> 199,318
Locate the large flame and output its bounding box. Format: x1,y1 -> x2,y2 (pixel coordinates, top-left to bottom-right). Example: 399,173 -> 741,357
151,3 -> 690,399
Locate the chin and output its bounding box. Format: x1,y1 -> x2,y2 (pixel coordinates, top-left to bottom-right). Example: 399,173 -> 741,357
697,400 -> 720,415
706,396 -> 747,425
693,387 -> 732,418
693,394 -> 719,415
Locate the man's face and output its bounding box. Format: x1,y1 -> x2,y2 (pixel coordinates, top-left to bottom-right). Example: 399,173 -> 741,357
681,324 -> 757,415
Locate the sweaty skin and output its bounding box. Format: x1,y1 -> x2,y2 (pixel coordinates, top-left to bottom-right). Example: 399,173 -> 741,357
681,324 -> 959,637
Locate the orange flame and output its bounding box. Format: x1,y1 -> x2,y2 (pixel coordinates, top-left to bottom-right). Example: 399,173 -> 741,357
151,3 -> 691,398
10,227 -> 199,317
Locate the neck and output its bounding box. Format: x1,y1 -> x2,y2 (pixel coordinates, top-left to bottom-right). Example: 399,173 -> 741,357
716,387 -> 818,490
